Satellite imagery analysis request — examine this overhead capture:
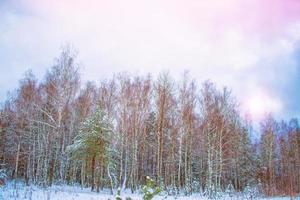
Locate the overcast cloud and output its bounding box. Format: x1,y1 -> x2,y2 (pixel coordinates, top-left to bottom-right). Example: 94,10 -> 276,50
1,0 -> 300,121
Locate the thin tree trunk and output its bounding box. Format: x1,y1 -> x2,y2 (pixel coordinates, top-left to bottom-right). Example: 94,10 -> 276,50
178,135 -> 183,190
14,142 -> 21,180
91,155 -> 96,191
107,163 -> 114,195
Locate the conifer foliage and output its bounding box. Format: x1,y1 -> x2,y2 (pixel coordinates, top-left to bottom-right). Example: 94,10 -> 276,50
67,105 -> 114,192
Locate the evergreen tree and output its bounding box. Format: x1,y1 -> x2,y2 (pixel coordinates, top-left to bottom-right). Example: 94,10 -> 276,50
142,176 -> 161,200
67,105 -> 113,191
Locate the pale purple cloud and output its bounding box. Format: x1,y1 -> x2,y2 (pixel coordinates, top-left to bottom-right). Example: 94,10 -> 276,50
1,0 -> 300,121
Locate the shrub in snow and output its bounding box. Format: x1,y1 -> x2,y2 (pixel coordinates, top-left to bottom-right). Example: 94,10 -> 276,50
141,176 -> 161,200
115,187 -> 122,200
191,180 -> 200,193
0,168 -> 7,186
204,184 -> 222,200
243,184 -> 260,200
165,184 -> 177,196
225,183 -> 235,197
212,186 -> 222,200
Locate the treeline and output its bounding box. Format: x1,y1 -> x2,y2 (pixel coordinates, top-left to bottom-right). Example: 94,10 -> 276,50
0,46 -> 299,197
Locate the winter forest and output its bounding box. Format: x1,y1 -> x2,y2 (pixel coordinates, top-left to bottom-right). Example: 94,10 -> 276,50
0,46 -> 299,200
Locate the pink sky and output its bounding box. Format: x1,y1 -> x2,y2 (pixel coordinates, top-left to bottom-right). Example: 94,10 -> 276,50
1,0 -> 300,120
21,0 -> 300,33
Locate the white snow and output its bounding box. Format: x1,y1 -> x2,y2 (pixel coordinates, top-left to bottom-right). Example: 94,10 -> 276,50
0,182 -> 297,200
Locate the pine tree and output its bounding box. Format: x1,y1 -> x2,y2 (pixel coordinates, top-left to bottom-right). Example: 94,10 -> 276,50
67,105 -> 113,191
142,176 -> 161,200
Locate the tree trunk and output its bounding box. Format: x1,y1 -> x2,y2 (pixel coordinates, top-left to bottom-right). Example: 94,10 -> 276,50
91,155 -> 96,191
107,163 -> 114,195
14,142 -> 21,180
178,135 -> 183,190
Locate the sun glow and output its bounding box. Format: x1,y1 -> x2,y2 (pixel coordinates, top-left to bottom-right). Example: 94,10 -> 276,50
244,90 -> 282,120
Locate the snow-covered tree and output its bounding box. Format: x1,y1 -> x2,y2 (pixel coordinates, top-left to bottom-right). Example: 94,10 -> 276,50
259,116 -> 277,196
67,105 -> 113,192
142,176 -> 161,200
1,46 -> 300,197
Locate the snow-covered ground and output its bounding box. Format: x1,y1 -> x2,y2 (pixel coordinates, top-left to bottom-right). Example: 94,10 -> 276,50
0,182 -> 297,200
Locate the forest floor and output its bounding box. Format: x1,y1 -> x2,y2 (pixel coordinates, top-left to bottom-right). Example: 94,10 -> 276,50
0,182 -> 297,200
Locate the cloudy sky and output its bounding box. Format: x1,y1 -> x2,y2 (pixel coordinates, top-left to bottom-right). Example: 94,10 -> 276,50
1,0 -> 300,121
